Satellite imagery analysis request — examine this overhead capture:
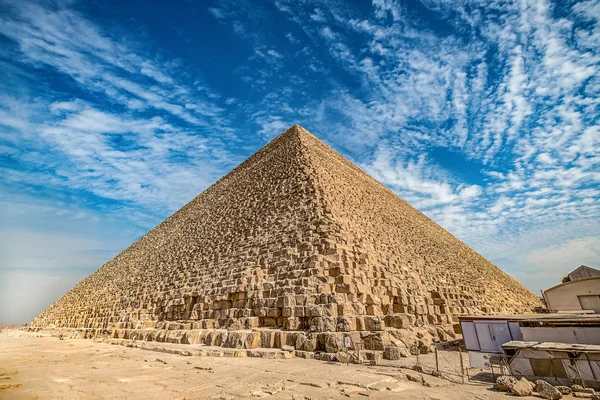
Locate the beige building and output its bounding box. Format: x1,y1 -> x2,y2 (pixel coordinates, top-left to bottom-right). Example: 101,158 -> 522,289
543,265 -> 600,313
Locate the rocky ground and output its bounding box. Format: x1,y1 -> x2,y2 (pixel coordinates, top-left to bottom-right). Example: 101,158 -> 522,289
0,329 -> 523,400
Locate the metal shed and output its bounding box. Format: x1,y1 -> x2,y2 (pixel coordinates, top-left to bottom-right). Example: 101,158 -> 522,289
459,316 -> 523,353
459,314 -> 600,369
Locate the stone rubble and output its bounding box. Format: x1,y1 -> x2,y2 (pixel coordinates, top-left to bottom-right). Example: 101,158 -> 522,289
573,385 -> 596,394
27,125 -> 542,359
556,386 -> 572,395
495,375 -> 518,391
511,377 -> 534,396
535,380 -> 563,400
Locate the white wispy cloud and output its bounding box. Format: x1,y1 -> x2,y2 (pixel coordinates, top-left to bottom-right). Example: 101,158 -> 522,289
0,1 -> 229,129
0,1 -> 243,215
266,0 -> 600,289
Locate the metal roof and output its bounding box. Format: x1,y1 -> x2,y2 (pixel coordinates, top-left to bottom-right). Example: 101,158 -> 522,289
545,276 -> 600,293
566,265 -> 600,282
458,313 -> 600,323
502,340 -> 600,353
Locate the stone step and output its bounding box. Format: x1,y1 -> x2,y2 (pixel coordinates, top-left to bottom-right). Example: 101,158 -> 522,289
100,338 -> 295,359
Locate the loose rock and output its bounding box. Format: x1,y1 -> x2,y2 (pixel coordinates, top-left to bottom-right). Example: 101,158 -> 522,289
556,386 -> 571,395
573,393 -> 593,399
496,375 -> 518,391
535,380 -> 563,400
511,377 -> 533,396
573,385 -> 595,394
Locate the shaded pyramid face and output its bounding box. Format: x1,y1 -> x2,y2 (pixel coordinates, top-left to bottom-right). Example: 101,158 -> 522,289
31,125 -> 541,343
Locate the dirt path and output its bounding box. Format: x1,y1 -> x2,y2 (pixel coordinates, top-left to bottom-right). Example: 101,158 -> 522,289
0,330 -> 506,399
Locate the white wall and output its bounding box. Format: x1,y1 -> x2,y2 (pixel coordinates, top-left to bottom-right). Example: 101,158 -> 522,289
521,327 -> 600,345
544,278 -> 600,312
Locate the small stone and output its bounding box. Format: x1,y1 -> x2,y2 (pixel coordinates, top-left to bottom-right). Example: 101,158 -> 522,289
572,385 -> 595,394
431,370 -> 445,379
263,387 -> 282,395
409,345 -> 420,356
556,386 -> 572,395
573,393 -> 593,399
496,375 -> 518,391
383,346 -> 402,360
281,345 -> 294,352
535,380 -> 563,400
398,348 -> 410,357
418,336 -> 433,354
335,351 -> 352,364
511,378 -> 533,396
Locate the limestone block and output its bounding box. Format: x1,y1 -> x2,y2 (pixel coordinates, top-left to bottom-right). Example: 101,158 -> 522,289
384,314 -> 413,329
335,351 -> 352,363
246,317 -> 259,328
336,316 -> 355,332
244,332 -> 261,349
186,330 -> 206,345
294,332 -> 307,350
572,385 -> 595,394
555,386 -> 571,395
535,380 -> 563,399
496,376 -> 518,391
223,331 -> 246,348
274,331 -> 287,348
260,331 -> 276,348
323,333 -> 343,353
511,378 -> 533,396
364,316 -> 383,331
303,335 -> 318,352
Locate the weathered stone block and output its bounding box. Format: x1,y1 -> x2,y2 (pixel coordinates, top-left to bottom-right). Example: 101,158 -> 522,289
323,333 -> 343,353
384,313 -> 412,329
364,316 -> 383,331
303,335 -> 318,352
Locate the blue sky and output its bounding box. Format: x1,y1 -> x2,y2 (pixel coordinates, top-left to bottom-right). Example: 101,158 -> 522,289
1,0 -> 599,324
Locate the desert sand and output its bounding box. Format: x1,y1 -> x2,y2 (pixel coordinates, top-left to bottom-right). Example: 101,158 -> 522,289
0,329 -> 508,400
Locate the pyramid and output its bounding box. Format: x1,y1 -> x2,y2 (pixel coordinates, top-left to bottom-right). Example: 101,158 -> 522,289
30,125 -> 541,357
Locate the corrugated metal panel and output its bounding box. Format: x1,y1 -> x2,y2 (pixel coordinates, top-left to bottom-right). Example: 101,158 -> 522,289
492,324 -> 512,350
475,323 -> 497,353
461,321 -> 480,351
509,322 -> 523,341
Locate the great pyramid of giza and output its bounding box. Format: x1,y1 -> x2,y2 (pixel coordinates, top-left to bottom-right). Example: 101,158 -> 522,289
29,125 -> 542,359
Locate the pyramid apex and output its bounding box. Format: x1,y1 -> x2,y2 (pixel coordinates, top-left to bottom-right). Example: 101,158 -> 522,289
281,124 -> 312,137
276,124 -> 321,149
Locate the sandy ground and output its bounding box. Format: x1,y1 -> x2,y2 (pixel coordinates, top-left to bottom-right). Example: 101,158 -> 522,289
0,329 -> 510,400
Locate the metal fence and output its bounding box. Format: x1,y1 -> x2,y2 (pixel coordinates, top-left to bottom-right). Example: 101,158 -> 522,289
431,345 -> 600,389
432,344 -> 469,384
373,340 -> 600,389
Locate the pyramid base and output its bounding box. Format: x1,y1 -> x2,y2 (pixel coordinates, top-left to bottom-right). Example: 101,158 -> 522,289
25,323 -> 460,360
